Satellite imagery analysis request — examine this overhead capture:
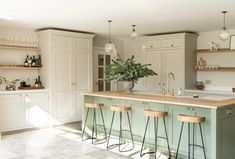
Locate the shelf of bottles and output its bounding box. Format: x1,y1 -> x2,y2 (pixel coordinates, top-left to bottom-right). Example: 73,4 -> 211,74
0,54 -> 42,69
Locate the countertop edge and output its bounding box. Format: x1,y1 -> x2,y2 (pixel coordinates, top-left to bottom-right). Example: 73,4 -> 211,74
81,92 -> 235,109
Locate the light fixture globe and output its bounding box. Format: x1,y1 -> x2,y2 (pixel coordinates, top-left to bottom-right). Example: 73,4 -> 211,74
105,42 -> 115,53
219,28 -> 230,41
104,19 -> 116,53
218,11 -> 230,41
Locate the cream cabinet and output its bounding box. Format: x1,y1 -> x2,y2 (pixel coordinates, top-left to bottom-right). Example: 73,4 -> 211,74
0,91 -> 50,133
0,94 -> 24,131
37,30 -> 94,124
143,33 -> 197,93
24,92 -> 50,128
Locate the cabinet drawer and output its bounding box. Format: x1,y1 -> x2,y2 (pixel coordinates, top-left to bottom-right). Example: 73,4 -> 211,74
162,38 -> 183,48
144,40 -> 161,49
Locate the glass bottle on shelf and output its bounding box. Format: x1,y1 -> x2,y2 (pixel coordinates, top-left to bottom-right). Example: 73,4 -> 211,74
28,56 -> 32,67
24,58 -> 28,66
38,54 -> 41,65
32,56 -> 36,66
35,78 -> 38,87
38,76 -> 42,87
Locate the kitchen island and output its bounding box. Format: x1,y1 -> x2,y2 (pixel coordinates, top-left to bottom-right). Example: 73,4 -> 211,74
82,91 -> 235,159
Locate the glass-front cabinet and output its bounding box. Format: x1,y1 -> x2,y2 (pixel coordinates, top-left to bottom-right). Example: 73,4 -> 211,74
94,47 -> 115,91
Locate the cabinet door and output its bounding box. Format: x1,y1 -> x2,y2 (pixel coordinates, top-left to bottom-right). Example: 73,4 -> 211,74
162,38 -> 183,48
53,36 -> 73,123
24,92 -> 50,127
0,94 -> 24,131
144,39 -> 161,50
163,49 -> 184,92
73,38 -> 92,91
53,36 -> 73,92
144,50 -> 162,92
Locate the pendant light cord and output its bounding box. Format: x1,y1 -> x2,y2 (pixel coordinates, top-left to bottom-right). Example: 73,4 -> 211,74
222,11 -> 227,29
108,20 -> 112,43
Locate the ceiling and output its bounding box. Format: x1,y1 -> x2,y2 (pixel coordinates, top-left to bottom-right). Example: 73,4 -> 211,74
0,0 -> 234,37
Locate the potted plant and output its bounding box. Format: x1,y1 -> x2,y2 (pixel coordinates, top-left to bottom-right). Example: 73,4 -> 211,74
105,55 -> 157,91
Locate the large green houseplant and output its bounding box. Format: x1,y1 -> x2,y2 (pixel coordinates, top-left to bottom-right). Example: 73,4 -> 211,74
105,55 -> 157,91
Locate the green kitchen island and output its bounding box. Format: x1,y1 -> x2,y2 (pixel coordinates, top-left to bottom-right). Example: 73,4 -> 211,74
82,91 -> 235,159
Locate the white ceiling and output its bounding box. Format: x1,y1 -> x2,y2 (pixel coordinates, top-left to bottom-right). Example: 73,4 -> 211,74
0,0 -> 235,37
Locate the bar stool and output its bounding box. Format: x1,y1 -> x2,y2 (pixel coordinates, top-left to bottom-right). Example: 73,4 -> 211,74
175,114 -> 206,159
82,103 -> 107,144
140,109 -> 171,159
107,105 -> 134,152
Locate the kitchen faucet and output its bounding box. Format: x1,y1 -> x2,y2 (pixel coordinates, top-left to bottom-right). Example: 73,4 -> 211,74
164,72 -> 175,96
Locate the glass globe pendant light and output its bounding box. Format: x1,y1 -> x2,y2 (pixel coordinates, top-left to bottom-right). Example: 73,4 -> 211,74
219,11 -> 230,41
104,20 -> 115,53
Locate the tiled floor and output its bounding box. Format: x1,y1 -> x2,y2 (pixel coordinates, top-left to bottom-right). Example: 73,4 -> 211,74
0,122 -> 170,159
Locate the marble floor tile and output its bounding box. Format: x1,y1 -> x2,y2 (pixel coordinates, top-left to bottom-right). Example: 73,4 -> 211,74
0,123 -> 171,159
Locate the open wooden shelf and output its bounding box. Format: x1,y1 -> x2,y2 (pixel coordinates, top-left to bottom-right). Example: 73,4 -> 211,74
196,48 -> 235,53
195,67 -> 235,71
0,64 -> 42,69
18,86 -> 45,90
0,44 -> 40,51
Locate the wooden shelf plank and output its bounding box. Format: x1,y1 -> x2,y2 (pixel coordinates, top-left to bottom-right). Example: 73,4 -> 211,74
196,48 -> 235,53
0,44 -> 40,51
195,67 -> 235,71
18,86 -> 45,90
0,64 -> 42,69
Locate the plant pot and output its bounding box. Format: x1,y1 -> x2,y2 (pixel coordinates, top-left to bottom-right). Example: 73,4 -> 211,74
123,81 -> 135,92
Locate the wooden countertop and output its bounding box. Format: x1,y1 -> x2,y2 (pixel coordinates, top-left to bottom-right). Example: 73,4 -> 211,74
82,91 -> 235,109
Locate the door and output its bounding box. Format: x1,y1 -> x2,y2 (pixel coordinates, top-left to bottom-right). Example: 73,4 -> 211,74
163,49 -> 184,94
144,50 -> 162,92
73,37 -> 92,121
0,94 -> 24,131
24,92 -> 50,127
53,35 -> 73,122
94,47 -> 114,91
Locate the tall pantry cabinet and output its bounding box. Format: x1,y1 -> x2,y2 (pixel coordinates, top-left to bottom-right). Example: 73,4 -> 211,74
37,30 -> 94,124
143,33 -> 197,93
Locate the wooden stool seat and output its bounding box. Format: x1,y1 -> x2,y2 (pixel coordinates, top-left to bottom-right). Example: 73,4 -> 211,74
111,105 -> 132,112
144,109 -> 168,117
86,103 -> 104,109
177,114 -> 205,123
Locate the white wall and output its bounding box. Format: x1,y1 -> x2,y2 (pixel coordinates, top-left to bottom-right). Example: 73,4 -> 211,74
197,29 -> 235,91
0,26 -> 39,90
122,37 -> 146,90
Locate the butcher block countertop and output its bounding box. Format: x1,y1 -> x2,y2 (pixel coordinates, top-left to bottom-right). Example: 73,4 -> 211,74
82,91 -> 235,109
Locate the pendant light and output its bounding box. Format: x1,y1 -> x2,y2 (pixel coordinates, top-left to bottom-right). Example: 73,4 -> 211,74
104,20 -> 115,53
130,25 -> 138,38
219,11 -> 230,41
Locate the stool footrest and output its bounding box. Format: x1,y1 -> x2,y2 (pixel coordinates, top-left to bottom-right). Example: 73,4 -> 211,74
120,129 -> 132,133
189,144 -> 204,149
155,136 -> 167,140
140,151 -> 156,157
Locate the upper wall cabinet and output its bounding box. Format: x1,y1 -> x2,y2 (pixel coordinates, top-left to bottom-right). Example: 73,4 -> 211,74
144,39 -> 161,50
143,33 -> 198,93
162,38 -> 183,48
